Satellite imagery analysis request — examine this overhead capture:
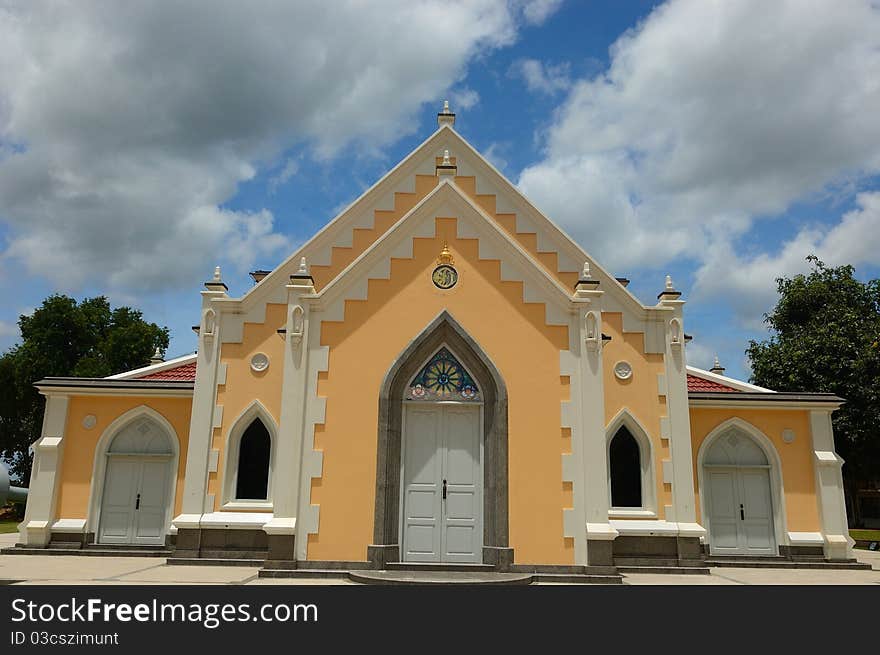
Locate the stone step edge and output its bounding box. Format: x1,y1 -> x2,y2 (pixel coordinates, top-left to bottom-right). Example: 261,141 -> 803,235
618,566 -> 711,575
166,558 -> 265,567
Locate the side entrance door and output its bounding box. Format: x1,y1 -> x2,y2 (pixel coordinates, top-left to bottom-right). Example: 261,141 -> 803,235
706,467 -> 775,556
99,455 -> 171,546
401,404 -> 482,563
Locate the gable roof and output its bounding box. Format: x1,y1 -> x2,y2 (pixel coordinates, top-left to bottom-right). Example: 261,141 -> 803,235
685,365 -> 774,393
106,353 -> 197,381
234,123 -> 651,319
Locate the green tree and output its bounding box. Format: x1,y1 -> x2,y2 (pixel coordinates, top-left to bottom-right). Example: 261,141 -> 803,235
0,295 -> 169,483
746,256 -> 880,525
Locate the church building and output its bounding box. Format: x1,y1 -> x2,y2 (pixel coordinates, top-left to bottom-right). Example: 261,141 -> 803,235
14,104 -> 857,579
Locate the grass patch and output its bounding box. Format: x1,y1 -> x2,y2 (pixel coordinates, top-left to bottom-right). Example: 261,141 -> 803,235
850,529 -> 880,542
0,519 -> 20,534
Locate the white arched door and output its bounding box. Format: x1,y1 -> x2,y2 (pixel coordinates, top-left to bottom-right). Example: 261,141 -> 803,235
704,431 -> 777,556
98,417 -> 174,546
400,347 -> 483,563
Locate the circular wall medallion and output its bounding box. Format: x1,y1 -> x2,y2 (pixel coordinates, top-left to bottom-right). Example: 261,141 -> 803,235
782,429 -> 795,444
82,414 -> 97,430
432,265 -> 458,289
250,353 -> 270,372
613,361 -> 633,380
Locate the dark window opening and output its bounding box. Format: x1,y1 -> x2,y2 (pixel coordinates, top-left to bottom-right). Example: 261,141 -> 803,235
235,419 -> 271,500
610,426 -> 642,508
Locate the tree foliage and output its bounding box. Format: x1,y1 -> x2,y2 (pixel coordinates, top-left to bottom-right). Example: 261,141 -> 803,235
0,295 -> 169,483
747,257 -> 880,516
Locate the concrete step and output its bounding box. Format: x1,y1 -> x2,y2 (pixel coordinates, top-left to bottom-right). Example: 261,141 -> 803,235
197,549 -> 268,560
532,573 -> 623,584
385,562 -> 495,573
2,546 -> 172,557
167,557 -> 264,567
48,541 -> 83,550
259,568 -> 350,580
707,559 -> 872,570
349,570 -> 533,585
618,566 -> 711,575
614,557 -> 706,568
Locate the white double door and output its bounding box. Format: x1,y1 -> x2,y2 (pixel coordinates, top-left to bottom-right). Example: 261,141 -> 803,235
99,455 -> 171,545
705,467 -> 776,556
401,404 -> 482,563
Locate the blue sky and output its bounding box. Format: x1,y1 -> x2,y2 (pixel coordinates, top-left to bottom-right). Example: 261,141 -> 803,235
1,0 -> 879,382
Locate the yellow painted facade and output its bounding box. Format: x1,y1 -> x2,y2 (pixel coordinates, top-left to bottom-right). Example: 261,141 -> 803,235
689,407 -> 821,531
56,395 -> 191,520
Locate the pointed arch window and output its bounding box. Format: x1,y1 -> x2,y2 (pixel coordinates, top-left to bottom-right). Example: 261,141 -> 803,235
405,346 -> 480,402
609,426 -> 643,508
235,418 -> 271,501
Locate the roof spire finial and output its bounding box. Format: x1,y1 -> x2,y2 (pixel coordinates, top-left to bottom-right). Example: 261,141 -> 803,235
582,261 -> 592,280
665,274 -> 674,290
297,256 -> 309,276
710,355 -> 726,375
214,265 -> 222,282
150,346 -> 164,364
438,99 -> 456,127
442,149 -> 451,166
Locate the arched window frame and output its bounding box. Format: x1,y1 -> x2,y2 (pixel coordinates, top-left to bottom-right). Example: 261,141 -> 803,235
222,401 -> 277,510
605,409 -> 657,517
86,405 -> 180,538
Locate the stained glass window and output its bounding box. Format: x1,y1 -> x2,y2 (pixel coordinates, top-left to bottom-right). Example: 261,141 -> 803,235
406,347 -> 480,402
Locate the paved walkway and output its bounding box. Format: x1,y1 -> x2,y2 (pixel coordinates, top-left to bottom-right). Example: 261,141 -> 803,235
1,533 -> 878,585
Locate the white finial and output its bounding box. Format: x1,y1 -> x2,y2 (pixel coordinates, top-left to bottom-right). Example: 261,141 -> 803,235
442,149 -> 451,166
443,100 -> 451,114
150,347 -> 163,364
298,256 -> 309,275
582,262 -> 592,280
714,355 -> 721,368
665,274 -> 674,290
213,266 -> 222,282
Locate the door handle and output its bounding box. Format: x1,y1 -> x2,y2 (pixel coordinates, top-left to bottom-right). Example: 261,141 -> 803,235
442,479 -> 447,500
136,493 -> 141,510
739,504 -> 744,521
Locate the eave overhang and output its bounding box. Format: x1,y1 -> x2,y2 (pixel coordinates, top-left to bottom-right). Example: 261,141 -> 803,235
688,391 -> 843,410
35,377 -> 194,397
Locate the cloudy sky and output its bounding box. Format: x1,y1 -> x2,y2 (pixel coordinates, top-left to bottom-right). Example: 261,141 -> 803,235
1,0 -> 879,381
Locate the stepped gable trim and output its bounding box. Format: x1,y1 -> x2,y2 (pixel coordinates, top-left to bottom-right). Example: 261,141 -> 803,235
231,125 -> 655,321
234,126 -> 451,310
308,180 -> 573,312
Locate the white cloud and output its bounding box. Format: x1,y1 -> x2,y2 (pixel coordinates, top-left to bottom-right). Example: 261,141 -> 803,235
450,88 -> 481,111
694,191 -> 880,325
268,158 -> 300,195
510,59 -> 571,95
517,0 -> 564,25
518,0 -> 880,288
0,1 -> 526,293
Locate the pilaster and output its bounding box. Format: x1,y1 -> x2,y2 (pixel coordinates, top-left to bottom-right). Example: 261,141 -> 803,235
572,272 -> 618,565
20,394 -> 69,546
657,282 -> 702,534
263,261 -> 315,561
809,410 -> 854,560
174,269 -> 228,528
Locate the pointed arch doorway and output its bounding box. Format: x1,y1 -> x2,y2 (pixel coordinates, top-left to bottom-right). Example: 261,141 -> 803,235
370,312 -> 512,568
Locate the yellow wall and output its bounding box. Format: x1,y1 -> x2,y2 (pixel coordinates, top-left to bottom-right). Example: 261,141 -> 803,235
689,408 -> 820,531
211,303 -> 287,508
310,216 -> 571,564
57,396 -> 192,521
601,312 -> 671,517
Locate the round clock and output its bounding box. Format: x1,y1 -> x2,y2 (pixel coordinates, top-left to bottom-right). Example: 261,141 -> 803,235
432,264 -> 458,289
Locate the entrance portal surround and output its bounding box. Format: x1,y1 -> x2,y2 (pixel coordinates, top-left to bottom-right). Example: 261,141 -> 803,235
369,311 -> 512,569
